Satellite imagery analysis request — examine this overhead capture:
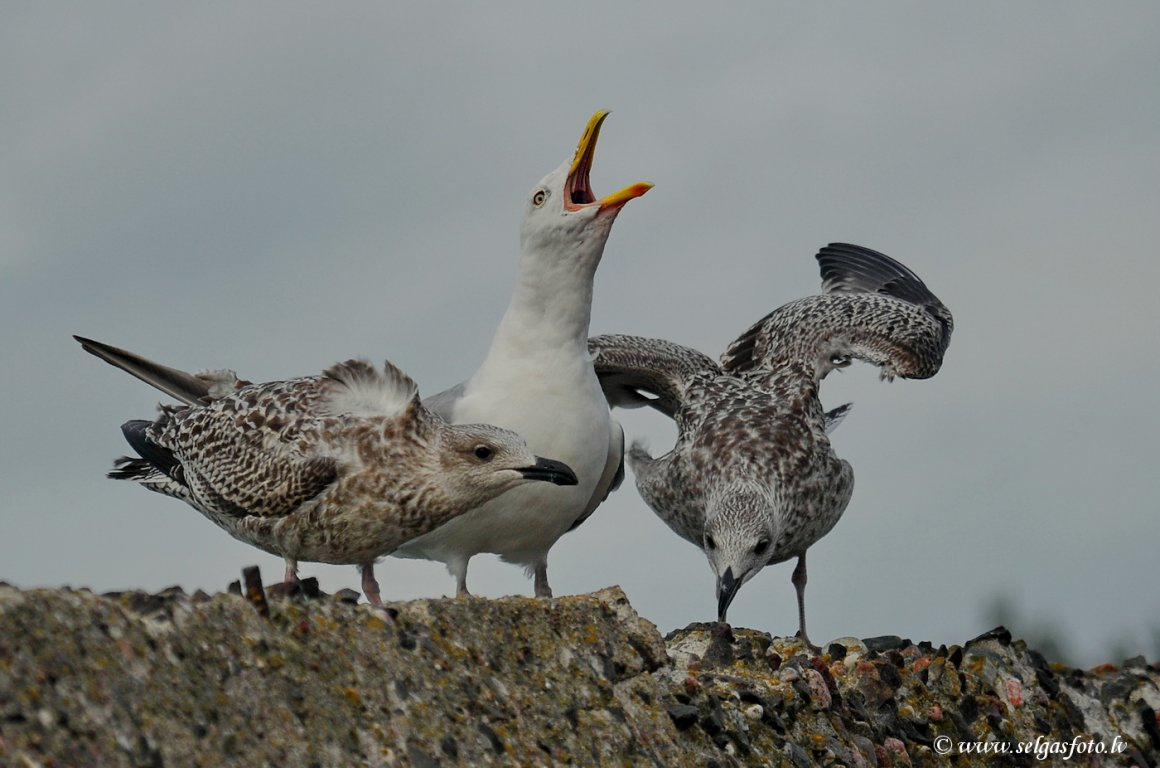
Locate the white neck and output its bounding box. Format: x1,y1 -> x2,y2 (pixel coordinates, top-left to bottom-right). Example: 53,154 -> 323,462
485,227 -> 607,358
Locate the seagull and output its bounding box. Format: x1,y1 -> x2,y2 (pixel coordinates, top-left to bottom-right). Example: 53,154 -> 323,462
75,336 -> 578,605
588,243 -> 953,650
391,111 -> 651,598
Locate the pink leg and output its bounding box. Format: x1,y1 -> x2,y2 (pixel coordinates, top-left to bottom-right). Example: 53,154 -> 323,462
361,563 -> 382,606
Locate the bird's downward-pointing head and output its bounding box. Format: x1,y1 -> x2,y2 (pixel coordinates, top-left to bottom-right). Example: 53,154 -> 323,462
703,485 -> 779,623
520,110 -> 652,263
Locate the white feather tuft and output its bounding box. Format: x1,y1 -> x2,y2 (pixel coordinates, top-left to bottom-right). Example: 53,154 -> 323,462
320,359 -> 418,418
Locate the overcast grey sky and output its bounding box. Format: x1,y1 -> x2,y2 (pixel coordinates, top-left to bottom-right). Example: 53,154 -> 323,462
3,3 -> 1158,666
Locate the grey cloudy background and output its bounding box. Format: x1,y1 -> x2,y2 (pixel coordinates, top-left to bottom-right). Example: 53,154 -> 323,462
3,3 -> 1158,666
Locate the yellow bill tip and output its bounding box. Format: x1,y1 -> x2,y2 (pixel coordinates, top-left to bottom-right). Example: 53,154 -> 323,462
599,181 -> 654,209
570,110 -> 611,175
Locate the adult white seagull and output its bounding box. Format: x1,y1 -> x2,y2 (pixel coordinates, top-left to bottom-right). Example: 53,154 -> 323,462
392,111 -> 651,597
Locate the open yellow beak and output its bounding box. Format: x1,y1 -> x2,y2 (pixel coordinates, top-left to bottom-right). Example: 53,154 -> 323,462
599,181 -> 653,208
566,110 -> 652,211
569,110 -> 610,177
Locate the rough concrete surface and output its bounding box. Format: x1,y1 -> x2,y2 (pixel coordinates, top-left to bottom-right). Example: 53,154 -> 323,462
1,577 -> 1157,767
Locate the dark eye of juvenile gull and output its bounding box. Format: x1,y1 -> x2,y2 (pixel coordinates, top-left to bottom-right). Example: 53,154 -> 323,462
754,539 -> 770,557
473,445 -> 493,461
705,535 -> 717,551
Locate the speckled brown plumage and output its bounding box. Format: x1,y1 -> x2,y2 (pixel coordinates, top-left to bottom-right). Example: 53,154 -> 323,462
589,243 -> 953,650
77,339 -> 578,604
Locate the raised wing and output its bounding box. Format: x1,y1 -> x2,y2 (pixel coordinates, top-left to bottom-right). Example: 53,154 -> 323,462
817,242 -> 945,308
720,243 -> 953,387
588,334 -> 719,419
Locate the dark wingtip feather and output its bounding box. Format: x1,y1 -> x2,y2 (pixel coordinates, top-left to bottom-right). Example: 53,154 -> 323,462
823,402 -> 853,434
74,335 -> 214,405
816,243 -> 942,308
119,419 -> 183,481
74,334 -> 113,359
108,456 -> 157,481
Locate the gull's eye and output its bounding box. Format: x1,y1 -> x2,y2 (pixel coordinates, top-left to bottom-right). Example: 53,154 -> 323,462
473,445 -> 494,461
754,539 -> 771,557
531,189 -> 549,207
705,535 -> 717,551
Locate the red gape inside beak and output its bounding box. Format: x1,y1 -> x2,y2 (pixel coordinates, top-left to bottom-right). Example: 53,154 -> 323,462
564,111 -> 652,212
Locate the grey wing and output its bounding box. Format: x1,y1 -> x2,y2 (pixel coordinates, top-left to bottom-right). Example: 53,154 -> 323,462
720,243 -> 953,387
567,419 -> 625,533
588,334 -> 718,419
75,335 -> 247,405
422,380 -> 467,421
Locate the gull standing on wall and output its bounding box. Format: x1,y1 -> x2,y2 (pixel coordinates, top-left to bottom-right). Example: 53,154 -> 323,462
393,112 -> 651,597
74,337 -> 578,604
589,244 -> 953,650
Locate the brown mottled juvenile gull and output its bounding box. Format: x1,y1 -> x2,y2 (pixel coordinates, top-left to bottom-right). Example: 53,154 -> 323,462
589,243 -> 953,650
391,110 -> 652,598
74,336 -> 578,604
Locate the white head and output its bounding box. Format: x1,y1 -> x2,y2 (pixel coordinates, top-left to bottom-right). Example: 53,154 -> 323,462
436,422 -> 578,510
518,111 -> 652,276
702,482 -> 779,622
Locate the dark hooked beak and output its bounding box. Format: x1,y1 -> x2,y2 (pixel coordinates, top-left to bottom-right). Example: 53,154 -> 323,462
518,457 -> 578,486
716,567 -> 742,622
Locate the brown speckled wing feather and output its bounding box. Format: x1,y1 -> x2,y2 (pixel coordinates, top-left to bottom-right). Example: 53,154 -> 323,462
148,380 -> 340,520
